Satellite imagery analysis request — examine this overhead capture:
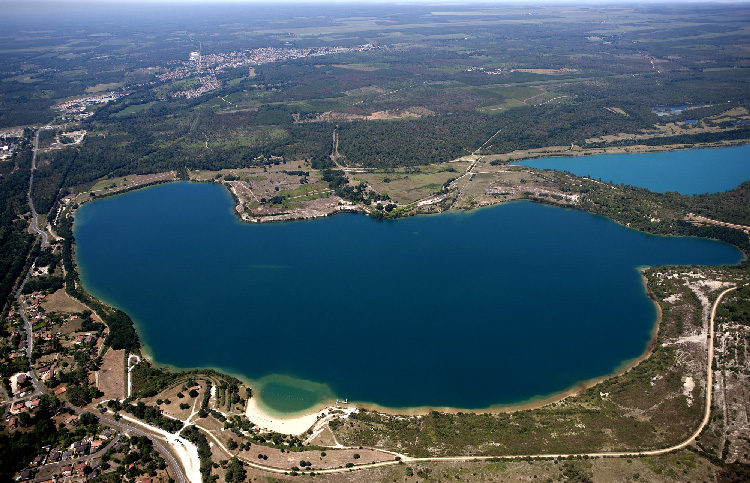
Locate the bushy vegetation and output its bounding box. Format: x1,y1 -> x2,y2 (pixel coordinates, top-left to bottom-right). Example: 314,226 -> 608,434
21,275 -> 64,294
130,361 -> 178,398
224,457 -> 246,482
716,284 -> 750,326
2,5 -> 750,480
0,142 -> 35,315
102,310 -> 139,351
123,401 -> 183,433
529,171 -> 750,256
181,425 -> 213,482
0,396 -> 60,481
53,215 -> 141,350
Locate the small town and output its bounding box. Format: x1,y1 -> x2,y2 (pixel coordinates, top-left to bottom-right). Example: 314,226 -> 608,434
52,92 -> 130,122
2,2 -> 750,483
161,44 -> 380,99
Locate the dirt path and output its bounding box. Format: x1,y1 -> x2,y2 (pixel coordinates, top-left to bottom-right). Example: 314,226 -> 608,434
118,414 -> 201,483
127,354 -> 141,397
226,285 -> 742,476
686,213 -> 750,233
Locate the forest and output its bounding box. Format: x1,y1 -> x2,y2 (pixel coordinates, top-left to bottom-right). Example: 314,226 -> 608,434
0,4 -> 749,483
3,2 -> 750,328
0,140 -> 35,315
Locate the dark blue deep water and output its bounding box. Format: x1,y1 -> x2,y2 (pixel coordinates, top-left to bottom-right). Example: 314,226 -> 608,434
74,182 -> 743,413
513,145 -> 750,194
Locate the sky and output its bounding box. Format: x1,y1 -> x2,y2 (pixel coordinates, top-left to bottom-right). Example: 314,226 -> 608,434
1,0 -> 747,12
2,0 -> 747,3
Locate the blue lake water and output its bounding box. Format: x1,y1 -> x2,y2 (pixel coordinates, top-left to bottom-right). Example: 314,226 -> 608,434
513,144 -> 750,194
74,182 -> 743,414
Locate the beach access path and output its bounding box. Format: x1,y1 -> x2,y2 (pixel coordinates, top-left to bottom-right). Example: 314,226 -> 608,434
205,285 -> 740,476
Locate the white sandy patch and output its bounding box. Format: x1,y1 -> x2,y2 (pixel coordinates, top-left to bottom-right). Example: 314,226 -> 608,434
650,374 -> 663,386
700,280 -> 729,291
673,333 -> 706,345
304,406 -> 360,446
417,196 -> 443,206
119,414 -> 202,483
664,293 -> 682,304
245,397 -> 325,435
244,398 -> 358,436
683,376 -> 695,407
10,372 -> 31,396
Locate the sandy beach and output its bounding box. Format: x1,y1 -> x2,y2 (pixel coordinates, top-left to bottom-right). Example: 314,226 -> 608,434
245,396 -> 330,435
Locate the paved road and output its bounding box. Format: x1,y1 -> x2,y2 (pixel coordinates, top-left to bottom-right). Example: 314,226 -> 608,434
7,129 -> 48,405
201,285 -> 741,476
33,434 -> 122,482
9,128 -> 188,483
68,407 -> 188,483
11,125 -> 737,476
14,301 -> 45,400
27,129 -> 48,247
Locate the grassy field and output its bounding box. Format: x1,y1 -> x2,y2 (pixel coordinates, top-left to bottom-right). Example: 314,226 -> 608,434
112,101 -> 155,117
354,163 -> 470,204
330,266 -> 749,459
6,4 -> 750,482
41,288 -> 88,313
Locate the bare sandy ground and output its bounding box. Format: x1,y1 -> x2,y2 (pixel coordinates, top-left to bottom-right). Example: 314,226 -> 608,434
96,349 -> 125,400
245,397 -> 332,435
42,289 -> 88,313
120,414 -> 202,483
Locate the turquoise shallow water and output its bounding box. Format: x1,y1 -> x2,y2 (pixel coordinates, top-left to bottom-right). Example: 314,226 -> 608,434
74,182 -> 743,413
513,144 -> 750,194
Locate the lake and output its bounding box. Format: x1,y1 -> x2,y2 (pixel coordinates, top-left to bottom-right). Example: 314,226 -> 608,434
513,144 -> 750,194
74,182 -> 743,415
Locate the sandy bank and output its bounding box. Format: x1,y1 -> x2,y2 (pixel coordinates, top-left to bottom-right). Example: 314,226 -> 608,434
244,397 -> 331,435
241,270 -> 663,431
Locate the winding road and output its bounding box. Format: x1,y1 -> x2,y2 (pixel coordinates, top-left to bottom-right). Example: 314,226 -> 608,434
13,302 -> 44,400
12,129 -> 48,403
68,407 -> 187,483
12,126 -> 740,478
202,285 -> 740,476
11,128 -> 189,483
27,128 -> 48,247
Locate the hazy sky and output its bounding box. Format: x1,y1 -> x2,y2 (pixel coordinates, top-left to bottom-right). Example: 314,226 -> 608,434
3,0 -> 747,3
2,0 -> 746,10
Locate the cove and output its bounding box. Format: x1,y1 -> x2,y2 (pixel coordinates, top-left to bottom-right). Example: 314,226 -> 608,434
74,182 -> 743,414
512,144 -> 750,194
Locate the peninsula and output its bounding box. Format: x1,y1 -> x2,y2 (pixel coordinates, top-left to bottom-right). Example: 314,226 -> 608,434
2,3 -> 750,483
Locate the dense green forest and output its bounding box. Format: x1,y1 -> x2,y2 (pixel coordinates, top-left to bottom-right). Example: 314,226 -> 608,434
530,175 -> 750,256
1,4 -> 749,482
5,2 -> 750,177
716,284 -> 750,326
55,215 -> 141,351
0,140 -> 35,315
3,3 -> 748,320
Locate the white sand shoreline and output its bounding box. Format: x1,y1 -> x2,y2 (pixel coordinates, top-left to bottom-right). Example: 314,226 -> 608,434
245,397 -> 337,435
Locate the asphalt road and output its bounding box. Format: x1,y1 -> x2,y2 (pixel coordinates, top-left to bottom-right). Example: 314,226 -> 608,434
28,129 -> 48,247
68,407 -> 188,483
9,128 -> 188,483
9,128 -> 47,405
33,435 -> 122,482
